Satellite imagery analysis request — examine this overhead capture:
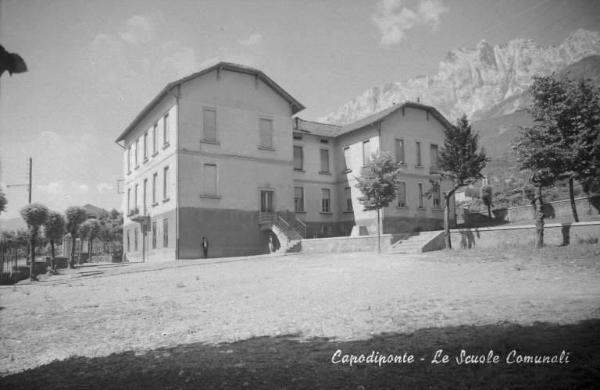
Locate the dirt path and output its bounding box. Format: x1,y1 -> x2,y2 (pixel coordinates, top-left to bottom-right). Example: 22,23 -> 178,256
2,247 -> 599,375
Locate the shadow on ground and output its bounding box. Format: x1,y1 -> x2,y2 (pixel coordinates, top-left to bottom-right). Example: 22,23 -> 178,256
2,320 -> 599,389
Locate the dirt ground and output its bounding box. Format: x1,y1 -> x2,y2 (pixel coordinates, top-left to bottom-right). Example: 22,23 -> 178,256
1,245 -> 599,388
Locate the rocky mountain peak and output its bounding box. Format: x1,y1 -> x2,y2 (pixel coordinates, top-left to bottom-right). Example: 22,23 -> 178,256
320,29 -> 600,125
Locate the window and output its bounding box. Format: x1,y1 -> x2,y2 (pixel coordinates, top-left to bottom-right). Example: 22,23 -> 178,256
397,182 -> 407,207
143,179 -> 148,212
163,166 -> 169,201
152,221 -> 157,249
204,164 -> 217,196
127,188 -> 131,214
260,190 -> 274,212
163,218 -> 168,247
416,141 -> 422,166
319,149 -> 330,173
152,124 -> 158,154
294,187 -> 304,212
362,140 -> 370,165
152,173 -> 158,205
127,147 -> 131,172
163,113 -> 170,147
143,132 -> 148,160
395,139 -> 405,164
418,183 -> 424,208
433,181 -> 441,208
343,147 -> 351,172
293,146 -> 303,170
134,227 -> 138,251
134,139 -> 139,168
430,144 -> 439,171
259,118 -> 273,149
127,230 -> 130,252
345,187 -> 353,212
321,189 -> 331,213
203,108 -> 217,142
134,184 -> 139,211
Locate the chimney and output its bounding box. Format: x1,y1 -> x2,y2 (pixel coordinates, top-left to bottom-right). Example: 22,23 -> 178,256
417,97 -> 420,103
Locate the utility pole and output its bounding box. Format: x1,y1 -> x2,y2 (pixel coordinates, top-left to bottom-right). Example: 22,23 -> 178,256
6,158 -> 33,273
7,157 -> 32,203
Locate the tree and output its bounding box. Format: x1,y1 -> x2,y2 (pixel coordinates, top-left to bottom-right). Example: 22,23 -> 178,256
355,152 -> 403,253
437,115 -> 488,248
65,207 -> 87,268
44,211 -> 66,267
85,219 -> 101,263
513,123 -> 559,248
0,189 -> 7,215
20,203 -> 49,280
481,185 -> 493,218
526,75 -> 600,222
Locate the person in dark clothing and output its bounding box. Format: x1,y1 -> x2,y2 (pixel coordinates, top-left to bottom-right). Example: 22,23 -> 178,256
202,237 -> 209,258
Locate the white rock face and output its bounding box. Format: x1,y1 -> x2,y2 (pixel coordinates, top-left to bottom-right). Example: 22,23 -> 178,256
320,29 -> 600,124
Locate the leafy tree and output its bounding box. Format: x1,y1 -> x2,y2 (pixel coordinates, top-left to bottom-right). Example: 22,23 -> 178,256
437,115 -> 488,248
44,211 -> 66,265
65,206 -> 87,268
481,185 -> 493,218
355,152 -> 403,253
0,189 -> 7,215
86,219 -> 101,262
78,221 -> 91,265
20,203 -> 49,280
526,75 -> 600,222
513,122 -> 558,248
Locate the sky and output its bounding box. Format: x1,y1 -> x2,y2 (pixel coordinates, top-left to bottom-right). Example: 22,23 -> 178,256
0,0 -> 599,220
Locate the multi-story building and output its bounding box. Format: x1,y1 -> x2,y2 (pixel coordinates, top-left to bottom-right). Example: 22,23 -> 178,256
116,62 -> 455,262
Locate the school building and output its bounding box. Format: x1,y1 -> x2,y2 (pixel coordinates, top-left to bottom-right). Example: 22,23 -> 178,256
115,62 -> 455,262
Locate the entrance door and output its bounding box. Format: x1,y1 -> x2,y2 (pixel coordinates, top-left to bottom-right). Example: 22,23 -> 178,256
260,190 -> 274,212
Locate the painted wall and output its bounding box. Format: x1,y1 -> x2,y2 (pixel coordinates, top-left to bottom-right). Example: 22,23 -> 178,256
292,132 -> 339,236
334,106 -> 455,235
176,68 -> 297,257
121,96 -> 178,262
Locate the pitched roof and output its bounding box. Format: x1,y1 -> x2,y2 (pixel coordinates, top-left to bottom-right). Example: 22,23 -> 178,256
293,118 -> 342,137
338,101 -> 454,136
116,62 -> 305,142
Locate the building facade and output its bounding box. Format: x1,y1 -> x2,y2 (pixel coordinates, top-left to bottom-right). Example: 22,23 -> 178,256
116,62 -> 455,262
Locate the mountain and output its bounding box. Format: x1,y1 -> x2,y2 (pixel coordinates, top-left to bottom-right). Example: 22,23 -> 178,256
321,29 -> 600,125
471,54 -> 600,193
559,54 -> 600,84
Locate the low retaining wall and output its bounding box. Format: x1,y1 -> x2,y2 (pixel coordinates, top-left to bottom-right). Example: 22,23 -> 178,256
450,221 -> 600,249
300,233 -> 410,254
503,196 -> 599,223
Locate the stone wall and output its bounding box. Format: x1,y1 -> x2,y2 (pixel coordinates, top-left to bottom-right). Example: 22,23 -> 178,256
300,234 -> 410,254
449,221 -> 600,249
502,196 -> 599,224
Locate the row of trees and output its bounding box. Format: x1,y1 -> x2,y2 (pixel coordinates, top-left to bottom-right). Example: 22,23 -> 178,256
1,203 -> 123,280
514,75 -> 600,247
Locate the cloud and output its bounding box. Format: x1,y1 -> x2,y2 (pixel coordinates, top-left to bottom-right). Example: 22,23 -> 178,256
372,0 -> 448,46
238,33 -> 263,46
38,182 -> 64,195
120,15 -> 154,44
160,41 -> 200,77
96,182 -> 114,192
74,182 -> 90,193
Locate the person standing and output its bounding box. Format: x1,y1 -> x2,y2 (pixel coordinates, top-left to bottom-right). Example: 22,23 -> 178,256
201,236 -> 209,258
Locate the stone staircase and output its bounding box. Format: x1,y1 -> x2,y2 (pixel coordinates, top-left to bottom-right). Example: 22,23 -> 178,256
387,230 -> 445,254
259,210 -> 306,254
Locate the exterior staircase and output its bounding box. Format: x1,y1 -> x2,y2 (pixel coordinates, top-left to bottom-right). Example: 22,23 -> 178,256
258,210 -> 306,253
387,230 -> 445,254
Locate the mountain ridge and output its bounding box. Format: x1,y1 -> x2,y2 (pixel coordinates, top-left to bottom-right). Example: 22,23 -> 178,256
321,29 -> 600,125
